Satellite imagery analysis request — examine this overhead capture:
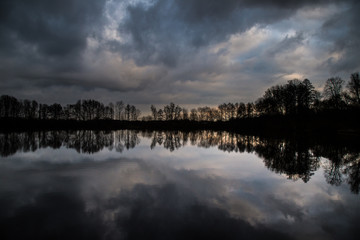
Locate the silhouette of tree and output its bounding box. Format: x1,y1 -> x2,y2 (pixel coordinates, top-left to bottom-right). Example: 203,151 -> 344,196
163,102 -> 182,120
72,100 -> 84,120
108,103 -> 115,120
217,103 -> 237,120
246,102 -> 255,117
81,99 -> 104,120
0,95 -> 21,118
227,103 -> 236,119
283,80 -> 301,115
198,106 -> 209,121
116,101 -> 124,120
190,108 -> 198,121
218,103 -> 226,121
323,77 -> 345,109
22,99 -> 38,119
174,105 -> 182,120
104,104 -> 114,120
48,103 -> 63,120
347,72 -> 360,104
164,102 -> 175,120
22,100 -> 31,119
2,70 -> 360,124
130,105 -> 141,120
255,78 -> 320,116
257,85 -> 284,115
151,105 -> 157,120
237,102 -> 246,118
209,108 -> 220,121
125,104 -> 131,120
299,78 -> 318,112
182,108 -> 188,120
135,108 -> 141,120
39,104 -> 49,120
157,109 -> 164,120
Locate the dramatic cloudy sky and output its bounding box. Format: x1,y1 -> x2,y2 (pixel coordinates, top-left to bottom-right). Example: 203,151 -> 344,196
1,0 -> 359,111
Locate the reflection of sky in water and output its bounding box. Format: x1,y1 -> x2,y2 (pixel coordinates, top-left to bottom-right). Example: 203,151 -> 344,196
0,134 -> 359,240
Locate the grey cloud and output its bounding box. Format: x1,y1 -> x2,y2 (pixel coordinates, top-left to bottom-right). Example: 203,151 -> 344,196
320,2 -> 360,73
267,32 -> 305,57
0,0 -> 110,98
117,0 -> 348,67
0,0 -> 106,58
240,0 -> 345,8
0,0 -> 358,106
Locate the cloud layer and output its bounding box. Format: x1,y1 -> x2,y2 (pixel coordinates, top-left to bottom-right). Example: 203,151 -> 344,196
0,0 -> 359,109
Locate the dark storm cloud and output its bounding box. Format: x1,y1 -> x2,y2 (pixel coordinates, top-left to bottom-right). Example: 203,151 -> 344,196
0,0 -> 105,58
0,0 -> 358,105
320,1 -> 360,73
118,0 -> 346,67
0,0 -> 108,95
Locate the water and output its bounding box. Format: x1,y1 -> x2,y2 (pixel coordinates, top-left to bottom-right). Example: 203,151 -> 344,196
0,130 -> 359,240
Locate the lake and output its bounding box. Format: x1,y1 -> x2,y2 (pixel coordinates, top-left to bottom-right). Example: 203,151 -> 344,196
0,130 -> 359,239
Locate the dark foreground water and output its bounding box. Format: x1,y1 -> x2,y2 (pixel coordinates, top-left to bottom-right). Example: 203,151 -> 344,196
0,130 -> 359,240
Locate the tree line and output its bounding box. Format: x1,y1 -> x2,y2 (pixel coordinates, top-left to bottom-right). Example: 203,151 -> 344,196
1,72 -> 359,122
0,98 -> 141,121
148,72 -> 359,121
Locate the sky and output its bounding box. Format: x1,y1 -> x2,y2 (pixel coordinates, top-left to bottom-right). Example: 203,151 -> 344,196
1,0 -> 359,112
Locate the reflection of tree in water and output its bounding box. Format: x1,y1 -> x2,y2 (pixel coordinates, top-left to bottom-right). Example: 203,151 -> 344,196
150,131 -> 244,153
343,153 -> 360,194
66,130 -> 109,154
314,145 -> 345,186
254,139 -> 320,183
1,130 -> 360,194
149,131 -> 360,193
0,133 -> 22,157
0,130 -> 140,156
150,131 -> 185,152
313,144 -> 360,194
115,130 -> 140,151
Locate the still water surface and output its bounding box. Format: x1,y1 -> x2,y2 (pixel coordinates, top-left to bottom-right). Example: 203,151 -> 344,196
0,130 -> 359,239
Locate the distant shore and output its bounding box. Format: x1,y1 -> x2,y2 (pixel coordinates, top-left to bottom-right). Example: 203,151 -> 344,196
1,110 -> 359,139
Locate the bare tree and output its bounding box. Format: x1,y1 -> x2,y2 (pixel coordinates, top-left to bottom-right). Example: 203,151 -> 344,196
246,102 -> 255,117
237,102 -> 246,118
151,105 -> 157,120
182,108 -> 188,120
190,108 -> 198,121
347,72 -> 360,104
116,101 -> 124,120
174,105 -> 182,120
157,109 -> 164,120
324,77 -> 345,108
124,104 -> 131,120
0,95 -> 21,118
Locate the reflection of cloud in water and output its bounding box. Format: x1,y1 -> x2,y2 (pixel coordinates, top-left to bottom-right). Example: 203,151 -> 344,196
1,155 -> 359,239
